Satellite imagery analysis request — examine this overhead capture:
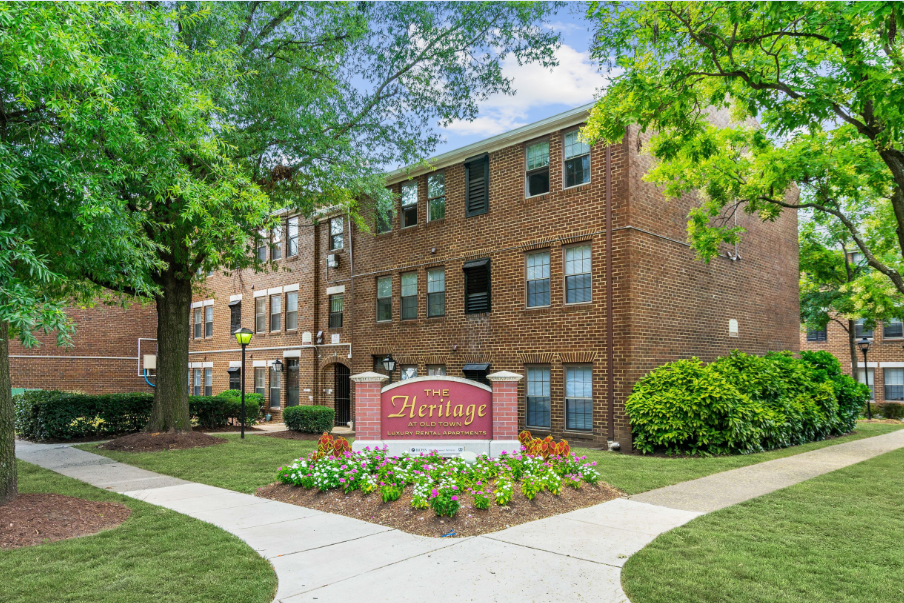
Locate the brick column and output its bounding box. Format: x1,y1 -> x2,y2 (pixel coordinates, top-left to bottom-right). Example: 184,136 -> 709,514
487,371 -> 522,441
349,371 -> 388,441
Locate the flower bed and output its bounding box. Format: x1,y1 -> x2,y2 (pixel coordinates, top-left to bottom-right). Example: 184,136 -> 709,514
259,432 -> 623,537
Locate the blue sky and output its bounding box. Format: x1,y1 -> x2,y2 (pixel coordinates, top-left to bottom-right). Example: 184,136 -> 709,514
434,4 -> 606,155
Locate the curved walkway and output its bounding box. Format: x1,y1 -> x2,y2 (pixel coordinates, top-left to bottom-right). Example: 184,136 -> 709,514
16,428 -> 904,603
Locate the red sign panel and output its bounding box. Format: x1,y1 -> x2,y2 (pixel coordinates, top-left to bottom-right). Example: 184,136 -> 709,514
381,378 -> 493,440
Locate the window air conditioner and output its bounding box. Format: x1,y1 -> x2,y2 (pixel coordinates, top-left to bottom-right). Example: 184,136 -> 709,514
327,254 -> 339,268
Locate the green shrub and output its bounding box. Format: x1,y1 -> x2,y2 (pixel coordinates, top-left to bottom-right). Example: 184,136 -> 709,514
868,403 -> 904,420
627,351 -> 872,455
283,405 -> 334,433
15,390 -> 266,440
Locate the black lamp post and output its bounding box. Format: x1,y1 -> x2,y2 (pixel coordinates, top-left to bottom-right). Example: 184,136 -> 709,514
382,354 -> 396,384
234,328 -> 253,438
857,336 -> 872,420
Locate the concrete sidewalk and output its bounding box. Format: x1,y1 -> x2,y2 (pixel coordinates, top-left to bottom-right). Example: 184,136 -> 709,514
16,428 -> 904,602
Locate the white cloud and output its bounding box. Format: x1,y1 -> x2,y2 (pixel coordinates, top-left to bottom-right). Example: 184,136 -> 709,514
443,44 -> 608,136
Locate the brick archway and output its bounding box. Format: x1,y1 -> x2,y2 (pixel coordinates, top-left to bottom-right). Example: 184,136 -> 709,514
319,352 -> 351,371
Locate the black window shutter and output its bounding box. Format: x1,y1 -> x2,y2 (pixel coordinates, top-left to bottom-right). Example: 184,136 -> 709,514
465,154 -> 489,217
463,259 -> 491,313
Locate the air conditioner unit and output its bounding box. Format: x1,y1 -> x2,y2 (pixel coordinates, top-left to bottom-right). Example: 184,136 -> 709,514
327,254 -> 339,268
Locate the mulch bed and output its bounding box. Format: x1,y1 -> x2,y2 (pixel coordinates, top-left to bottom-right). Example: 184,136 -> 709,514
0,493 -> 131,549
263,430 -> 353,441
257,481 -> 624,538
98,431 -> 227,452
192,425 -> 263,433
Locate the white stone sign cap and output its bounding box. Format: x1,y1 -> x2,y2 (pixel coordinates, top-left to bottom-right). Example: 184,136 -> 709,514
487,371 -> 523,382
350,371 -> 389,383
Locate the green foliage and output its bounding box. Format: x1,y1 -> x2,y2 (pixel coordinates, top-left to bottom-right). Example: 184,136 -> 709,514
626,351 -> 871,455
14,391 -> 264,440
282,405 -> 335,433
869,403 -> 904,421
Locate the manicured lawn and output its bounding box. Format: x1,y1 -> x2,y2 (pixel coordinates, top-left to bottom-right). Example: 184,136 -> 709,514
622,445 -> 904,603
79,422 -> 903,495
3,462 -> 277,603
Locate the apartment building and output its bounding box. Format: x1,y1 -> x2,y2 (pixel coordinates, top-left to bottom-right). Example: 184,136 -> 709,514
189,103 -> 800,450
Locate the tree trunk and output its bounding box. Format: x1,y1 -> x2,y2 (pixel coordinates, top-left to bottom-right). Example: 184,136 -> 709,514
146,269 -> 193,432
0,321 -> 17,505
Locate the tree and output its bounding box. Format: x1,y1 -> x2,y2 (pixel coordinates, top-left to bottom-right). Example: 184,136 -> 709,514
582,2 -> 904,300
92,1 -> 564,433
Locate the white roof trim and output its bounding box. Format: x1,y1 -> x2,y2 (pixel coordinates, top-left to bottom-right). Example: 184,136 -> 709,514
385,102 -> 594,185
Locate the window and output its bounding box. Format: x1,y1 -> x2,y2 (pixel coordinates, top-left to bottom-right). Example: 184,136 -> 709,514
526,366 -> 551,428
286,292 -> 298,330
269,365 -> 281,409
851,252 -> 865,266
463,258 -> 491,313
270,294 -> 281,331
376,198 -> 392,233
401,182 -> 418,227
271,223 -> 282,260
204,368 -> 212,396
376,276 -> 392,322
855,318 -> 874,339
564,130 -> 590,188
255,297 -> 266,333
330,217 -> 344,250
192,369 -> 202,396
427,365 -> 446,376
526,140 -> 550,197
885,368 -> 904,401
427,268 -> 445,317
565,365 -> 593,431
204,306 -> 213,338
287,217 -> 299,257
428,173 -> 445,221
857,368 -> 875,400
464,153 -> 489,217
526,250 -> 550,307
884,319 -> 903,339
193,307 -> 203,339
565,245 -> 592,303
228,368 -> 241,391
254,367 -> 266,396
400,365 -> 417,380
329,294 -> 343,328
401,272 -> 418,320
257,229 -> 268,262
372,355 -> 391,378
229,302 -> 241,335
806,326 -> 827,342
462,362 -> 490,386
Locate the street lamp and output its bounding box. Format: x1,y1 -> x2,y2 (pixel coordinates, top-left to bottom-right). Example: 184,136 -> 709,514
857,336 -> 872,421
234,328 -> 253,438
382,354 -> 396,384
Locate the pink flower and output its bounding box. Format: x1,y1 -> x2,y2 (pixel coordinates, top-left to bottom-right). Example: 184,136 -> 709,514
339,478 -> 346,483
431,488 -> 439,497
452,485 -> 458,490
451,495 -> 458,501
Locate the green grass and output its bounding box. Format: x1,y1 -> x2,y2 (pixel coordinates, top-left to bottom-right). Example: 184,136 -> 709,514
3,462 -> 277,603
79,423 -> 904,496
578,422 -> 904,494
622,445 -> 904,603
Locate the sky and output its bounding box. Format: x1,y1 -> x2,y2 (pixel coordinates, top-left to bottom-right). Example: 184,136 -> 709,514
434,4 -> 606,155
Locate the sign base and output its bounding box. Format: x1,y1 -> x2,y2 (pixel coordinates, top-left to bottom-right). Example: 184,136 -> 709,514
351,439 -> 521,459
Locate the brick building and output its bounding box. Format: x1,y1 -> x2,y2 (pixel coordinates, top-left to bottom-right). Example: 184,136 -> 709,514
800,317 -> 904,404
189,103 -> 800,449
10,303 -> 157,395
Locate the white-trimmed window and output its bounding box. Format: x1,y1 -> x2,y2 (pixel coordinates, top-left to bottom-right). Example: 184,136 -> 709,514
427,268 -> 445,317
288,217 -> 299,257
204,306 -> 213,338
526,140 -> 550,197
428,173 -> 445,221
255,297 -> 266,333
377,276 -> 392,322
270,294 -> 281,331
565,365 -> 593,431
329,294 -> 343,328
204,368 -> 212,396
401,181 -> 418,227
286,291 -> 298,330
256,229 -> 268,262
564,130 -> 590,188
330,217 -> 344,250
526,366 -> 551,428
192,369 -> 202,396
270,364 -> 281,409
855,318 -> 874,339
883,318 -> 903,339
526,250 -> 550,307
401,272 -> 418,320
565,244 -> 592,303
193,308 -> 203,339
427,365 -> 446,376
857,368 -> 875,400
271,223 -> 282,260
254,367 -> 266,395
884,368 -> 903,401
400,365 -> 418,380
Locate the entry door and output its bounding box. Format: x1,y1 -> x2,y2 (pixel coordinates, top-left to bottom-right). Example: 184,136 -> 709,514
286,359 -> 299,407
334,365 -> 351,426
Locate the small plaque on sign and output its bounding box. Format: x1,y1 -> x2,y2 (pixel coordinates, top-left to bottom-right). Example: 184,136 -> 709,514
409,446 -> 465,457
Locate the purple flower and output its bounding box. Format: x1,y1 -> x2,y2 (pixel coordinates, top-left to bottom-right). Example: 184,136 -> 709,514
452,485 -> 458,490
339,478 -> 346,483
431,488 -> 439,497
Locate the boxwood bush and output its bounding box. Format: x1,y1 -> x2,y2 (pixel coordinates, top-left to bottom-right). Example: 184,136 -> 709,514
283,405 -> 335,433
626,351 -> 870,455
15,390 -> 265,441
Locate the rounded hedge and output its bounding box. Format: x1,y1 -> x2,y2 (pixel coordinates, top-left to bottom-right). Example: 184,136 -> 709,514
626,351 -> 870,455
283,405 -> 335,433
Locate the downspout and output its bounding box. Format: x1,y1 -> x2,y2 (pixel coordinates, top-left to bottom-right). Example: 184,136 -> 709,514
605,145 -> 615,444
347,210 -> 356,426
